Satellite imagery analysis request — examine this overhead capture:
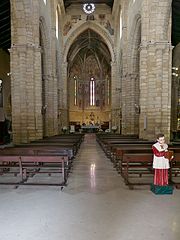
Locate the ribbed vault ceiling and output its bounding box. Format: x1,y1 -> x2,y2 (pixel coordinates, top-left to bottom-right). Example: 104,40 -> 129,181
67,29 -> 111,67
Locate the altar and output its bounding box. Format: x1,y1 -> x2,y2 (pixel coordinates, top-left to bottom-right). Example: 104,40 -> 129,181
81,125 -> 99,133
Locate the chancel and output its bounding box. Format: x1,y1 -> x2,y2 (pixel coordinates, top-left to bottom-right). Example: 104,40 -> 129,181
0,0 -> 180,240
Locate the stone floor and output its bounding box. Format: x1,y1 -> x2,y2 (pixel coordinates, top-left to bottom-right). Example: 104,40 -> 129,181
0,134 -> 180,240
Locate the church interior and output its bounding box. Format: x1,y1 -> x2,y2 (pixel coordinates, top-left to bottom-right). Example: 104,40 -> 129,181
0,1 -> 180,240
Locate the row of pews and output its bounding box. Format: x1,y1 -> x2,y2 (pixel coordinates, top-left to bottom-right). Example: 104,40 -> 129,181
96,133 -> 180,189
0,133 -> 84,189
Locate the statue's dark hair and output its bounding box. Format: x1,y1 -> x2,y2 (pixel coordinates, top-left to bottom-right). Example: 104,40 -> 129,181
156,133 -> 164,139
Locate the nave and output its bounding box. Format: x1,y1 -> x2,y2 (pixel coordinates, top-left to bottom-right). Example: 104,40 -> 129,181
0,134 -> 180,240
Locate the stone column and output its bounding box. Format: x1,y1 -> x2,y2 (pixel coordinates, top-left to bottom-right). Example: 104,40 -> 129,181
121,72 -> 140,135
34,45 -> 43,140
120,0 -> 130,135
111,60 -> 121,132
59,61 -> 68,129
10,44 -> 42,143
44,26 -> 59,137
139,41 -> 172,141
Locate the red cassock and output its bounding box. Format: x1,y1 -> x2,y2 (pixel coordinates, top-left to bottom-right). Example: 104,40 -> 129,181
152,143 -> 169,186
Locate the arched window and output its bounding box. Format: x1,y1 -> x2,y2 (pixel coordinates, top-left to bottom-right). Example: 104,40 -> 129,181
107,76 -> 110,105
56,9 -> 59,39
120,10 -> 122,39
90,77 -> 95,106
74,76 -> 77,106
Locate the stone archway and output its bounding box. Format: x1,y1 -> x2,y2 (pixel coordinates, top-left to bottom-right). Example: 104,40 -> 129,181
63,21 -> 115,63
67,29 -> 112,130
62,21 -> 115,132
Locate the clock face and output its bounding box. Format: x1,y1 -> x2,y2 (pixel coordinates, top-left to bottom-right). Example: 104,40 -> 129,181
83,3 -> 95,14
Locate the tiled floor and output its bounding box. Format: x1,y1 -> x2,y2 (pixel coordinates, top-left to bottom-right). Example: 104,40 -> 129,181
0,134 -> 180,240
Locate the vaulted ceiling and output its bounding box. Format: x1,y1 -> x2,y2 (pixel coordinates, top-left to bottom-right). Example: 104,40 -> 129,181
67,29 -> 111,67
63,0 -> 114,9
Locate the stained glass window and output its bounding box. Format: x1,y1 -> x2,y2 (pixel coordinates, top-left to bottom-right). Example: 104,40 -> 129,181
74,76 -> 77,105
56,9 -> 59,38
90,77 -> 95,106
107,77 -> 110,105
120,10 -> 122,39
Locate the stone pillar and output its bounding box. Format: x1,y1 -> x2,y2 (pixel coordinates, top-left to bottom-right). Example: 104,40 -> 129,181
111,61 -> 121,132
10,44 -> 42,143
59,61 -> 68,129
44,26 -> 59,137
53,75 -> 58,135
45,74 -> 58,137
121,72 -> 140,135
139,41 -> 172,141
120,0 -> 131,135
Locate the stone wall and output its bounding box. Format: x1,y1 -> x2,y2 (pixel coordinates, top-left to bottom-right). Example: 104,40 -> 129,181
10,0 -> 64,142
116,0 -> 172,140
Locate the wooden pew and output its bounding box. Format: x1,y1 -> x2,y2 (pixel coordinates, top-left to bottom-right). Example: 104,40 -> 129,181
96,133 -> 153,155
121,153 -> 153,189
121,150 -> 180,189
33,134 -> 84,149
15,142 -> 77,156
96,134 -> 139,148
113,144 -> 180,168
0,133 -> 84,187
11,145 -> 74,159
97,134 -> 180,189
169,152 -> 180,188
113,146 -> 152,172
109,143 -> 180,167
47,134 -> 84,142
105,141 -> 154,159
0,154 -> 68,187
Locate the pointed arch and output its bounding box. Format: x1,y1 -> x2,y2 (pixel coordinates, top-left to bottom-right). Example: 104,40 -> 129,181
63,22 -> 115,63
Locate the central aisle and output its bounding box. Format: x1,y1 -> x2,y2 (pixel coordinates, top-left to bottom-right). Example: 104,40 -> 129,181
0,134 -> 180,240
67,133 -> 122,194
